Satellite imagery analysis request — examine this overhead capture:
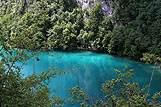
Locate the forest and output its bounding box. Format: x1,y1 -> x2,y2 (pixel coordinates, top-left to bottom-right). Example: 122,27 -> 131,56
0,0 -> 161,107
0,0 -> 161,59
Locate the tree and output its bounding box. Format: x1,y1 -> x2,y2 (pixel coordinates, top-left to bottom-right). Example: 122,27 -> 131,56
69,69 -> 161,107
0,18 -> 63,106
110,0 -> 161,59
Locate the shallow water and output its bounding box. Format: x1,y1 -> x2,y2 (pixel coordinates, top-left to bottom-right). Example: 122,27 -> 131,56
18,51 -> 161,106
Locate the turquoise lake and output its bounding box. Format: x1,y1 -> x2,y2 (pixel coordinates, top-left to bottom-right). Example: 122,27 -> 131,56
18,51 -> 161,106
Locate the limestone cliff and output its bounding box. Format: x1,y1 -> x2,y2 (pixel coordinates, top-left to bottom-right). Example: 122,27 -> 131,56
76,0 -> 112,15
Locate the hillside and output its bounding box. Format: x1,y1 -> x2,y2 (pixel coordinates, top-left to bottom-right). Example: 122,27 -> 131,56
0,0 -> 160,60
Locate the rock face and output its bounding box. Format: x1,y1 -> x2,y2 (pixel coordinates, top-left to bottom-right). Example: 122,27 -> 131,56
101,0 -> 112,16
76,0 -> 112,15
76,0 -> 96,9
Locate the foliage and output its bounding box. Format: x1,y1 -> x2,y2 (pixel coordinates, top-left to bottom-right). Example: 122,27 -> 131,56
110,0 -> 161,58
0,7 -> 60,107
141,53 -> 161,67
70,69 -> 161,107
69,86 -> 88,104
0,38 -> 63,107
1,0 -> 160,60
0,56 -> 51,106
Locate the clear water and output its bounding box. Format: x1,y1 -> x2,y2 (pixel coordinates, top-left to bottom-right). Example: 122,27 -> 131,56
18,51 -> 161,106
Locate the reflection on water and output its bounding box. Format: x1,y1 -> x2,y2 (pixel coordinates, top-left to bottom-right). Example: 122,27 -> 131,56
18,51 -> 161,107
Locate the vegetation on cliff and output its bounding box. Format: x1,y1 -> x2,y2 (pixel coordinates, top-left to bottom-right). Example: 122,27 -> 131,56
0,0 -> 160,60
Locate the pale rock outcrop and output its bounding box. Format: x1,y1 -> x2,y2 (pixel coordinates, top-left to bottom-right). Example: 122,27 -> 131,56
76,0 -> 112,16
